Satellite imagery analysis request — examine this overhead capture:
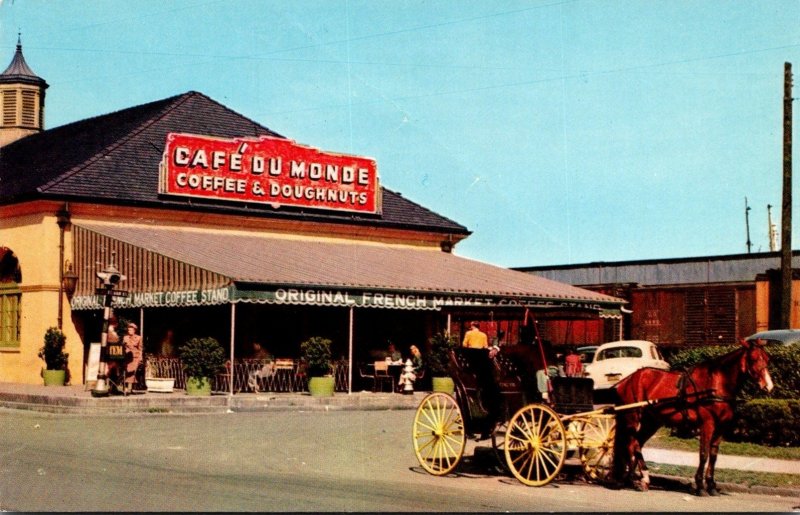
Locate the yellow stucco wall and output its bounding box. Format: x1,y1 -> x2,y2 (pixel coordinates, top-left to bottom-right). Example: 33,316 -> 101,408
0,205 -> 82,384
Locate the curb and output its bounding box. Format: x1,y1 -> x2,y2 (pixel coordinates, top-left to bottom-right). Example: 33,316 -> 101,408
651,474 -> 800,498
0,390 -> 425,415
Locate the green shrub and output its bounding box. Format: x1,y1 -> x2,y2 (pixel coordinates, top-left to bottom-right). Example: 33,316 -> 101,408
427,332 -> 458,376
300,336 -> 332,377
727,399 -> 800,447
38,327 -> 68,371
762,345 -> 800,399
179,337 -> 226,379
668,344 -> 732,371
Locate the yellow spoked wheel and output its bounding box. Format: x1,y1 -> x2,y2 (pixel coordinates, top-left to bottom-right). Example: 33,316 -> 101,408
505,403 -> 567,486
412,392 -> 466,476
579,414 -> 615,482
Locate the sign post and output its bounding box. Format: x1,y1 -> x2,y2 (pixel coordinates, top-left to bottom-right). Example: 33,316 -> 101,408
91,261 -> 127,397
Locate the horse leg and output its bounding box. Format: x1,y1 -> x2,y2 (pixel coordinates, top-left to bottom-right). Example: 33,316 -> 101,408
705,428 -> 725,496
624,416 -> 650,491
693,420 -> 713,496
612,412 -> 641,489
632,422 -> 659,492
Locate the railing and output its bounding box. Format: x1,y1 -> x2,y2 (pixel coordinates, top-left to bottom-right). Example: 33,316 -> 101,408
145,356 -> 186,389
333,359 -> 350,392
145,355 -> 351,393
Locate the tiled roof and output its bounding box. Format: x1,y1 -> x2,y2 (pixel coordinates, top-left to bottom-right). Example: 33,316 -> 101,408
0,40 -> 47,86
0,91 -> 467,235
76,222 -> 624,306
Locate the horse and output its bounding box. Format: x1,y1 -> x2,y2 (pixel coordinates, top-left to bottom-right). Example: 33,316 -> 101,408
612,338 -> 773,495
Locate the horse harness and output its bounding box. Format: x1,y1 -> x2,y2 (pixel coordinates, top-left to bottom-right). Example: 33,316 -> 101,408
674,367 -> 731,409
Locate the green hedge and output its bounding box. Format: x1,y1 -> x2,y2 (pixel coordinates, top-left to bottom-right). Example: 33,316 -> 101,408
727,399 -> 800,447
668,344 -> 800,401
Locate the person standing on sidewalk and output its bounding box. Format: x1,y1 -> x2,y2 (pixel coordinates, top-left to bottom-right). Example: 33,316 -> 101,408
123,323 -> 143,393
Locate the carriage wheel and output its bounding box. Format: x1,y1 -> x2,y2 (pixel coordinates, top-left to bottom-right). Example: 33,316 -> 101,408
412,392 -> 466,476
579,414 -> 615,482
490,421 -> 509,472
505,403 -> 567,486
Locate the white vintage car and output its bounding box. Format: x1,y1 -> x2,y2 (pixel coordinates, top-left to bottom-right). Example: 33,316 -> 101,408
583,340 -> 669,390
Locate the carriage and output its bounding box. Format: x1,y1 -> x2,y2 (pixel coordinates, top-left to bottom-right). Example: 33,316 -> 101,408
412,339 -> 774,493
411,346 -> 617,486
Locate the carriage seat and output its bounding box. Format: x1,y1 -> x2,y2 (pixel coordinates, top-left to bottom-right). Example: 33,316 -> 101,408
550,377 -> 595,414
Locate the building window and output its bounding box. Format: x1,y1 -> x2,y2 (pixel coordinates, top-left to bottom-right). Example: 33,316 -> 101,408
2,90 -> 17,126
0,282 -> 21,348
20,90 -> 36,127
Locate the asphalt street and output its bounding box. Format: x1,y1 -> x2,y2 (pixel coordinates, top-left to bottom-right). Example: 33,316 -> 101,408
1,408 -> 798,512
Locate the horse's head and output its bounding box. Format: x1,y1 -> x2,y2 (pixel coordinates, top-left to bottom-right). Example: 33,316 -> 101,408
739,338 -> 774,392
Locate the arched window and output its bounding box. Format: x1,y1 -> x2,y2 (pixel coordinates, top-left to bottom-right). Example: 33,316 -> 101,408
0,247 -> 21,348
0,282 -> 21,348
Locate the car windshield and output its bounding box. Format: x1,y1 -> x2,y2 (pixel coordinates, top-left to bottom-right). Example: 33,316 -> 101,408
596,346 -> 643,361
747,333 -> 800,346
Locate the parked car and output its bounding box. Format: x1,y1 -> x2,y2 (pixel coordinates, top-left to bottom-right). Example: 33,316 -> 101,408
583,340 -> 669,390
745,329 -> 800,346
576,345 -> 598,365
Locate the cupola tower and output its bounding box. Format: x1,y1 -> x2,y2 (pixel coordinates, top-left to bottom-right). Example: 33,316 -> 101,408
0,35 -> 48,147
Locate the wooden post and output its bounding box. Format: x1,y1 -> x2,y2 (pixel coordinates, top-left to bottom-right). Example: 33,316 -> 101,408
781,62 -> 793,328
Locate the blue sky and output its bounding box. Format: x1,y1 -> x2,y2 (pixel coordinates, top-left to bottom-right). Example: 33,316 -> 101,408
1,0 -> 798,268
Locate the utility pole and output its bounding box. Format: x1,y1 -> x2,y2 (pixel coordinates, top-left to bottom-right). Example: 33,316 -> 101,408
781,62 -> 793,328
745,197 -> 752,253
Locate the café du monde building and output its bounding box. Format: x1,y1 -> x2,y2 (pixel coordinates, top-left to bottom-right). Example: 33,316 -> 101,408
0,43 -> 624,390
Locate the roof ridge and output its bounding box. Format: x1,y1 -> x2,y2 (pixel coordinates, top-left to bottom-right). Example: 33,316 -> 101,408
188,90 -> 281,138
382,186 -> 470,234
38,92 -> 198,193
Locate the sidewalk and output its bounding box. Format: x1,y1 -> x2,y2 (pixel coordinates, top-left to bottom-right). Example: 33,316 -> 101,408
0,381 -> 424,414
643,447 -> 798,474
1,382 -> 798,479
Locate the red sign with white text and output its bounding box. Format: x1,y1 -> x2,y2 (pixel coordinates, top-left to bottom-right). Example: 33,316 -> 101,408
158,133 -> 381,214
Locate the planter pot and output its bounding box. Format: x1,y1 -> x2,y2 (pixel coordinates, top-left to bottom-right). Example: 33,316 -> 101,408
185,376 -> 212,396
308,376 -> 335,397
146,377 -> 175,393
42,369 -> 66,387
431,376 -> 454,394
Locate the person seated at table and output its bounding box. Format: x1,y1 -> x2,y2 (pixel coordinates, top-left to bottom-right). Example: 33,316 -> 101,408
385,342 -> 402,363
398,344 -> 425,390
409,345 -> 424,374
247,341 -> 274,392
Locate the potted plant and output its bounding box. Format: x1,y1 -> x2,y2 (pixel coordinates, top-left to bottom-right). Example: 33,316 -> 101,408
39,327 -> 69,386
300,336 -> 334,397
427,332 -> 458,394
178,337 -> 226,396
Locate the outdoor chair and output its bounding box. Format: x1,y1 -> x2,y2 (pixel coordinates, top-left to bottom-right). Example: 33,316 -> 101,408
272,358 -> 295,392
372,360 -> 395,393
